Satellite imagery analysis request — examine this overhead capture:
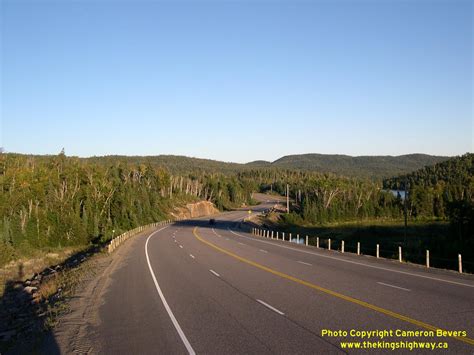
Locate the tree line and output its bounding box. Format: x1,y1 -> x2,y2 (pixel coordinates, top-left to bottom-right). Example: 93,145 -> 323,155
0,153 -> 255,265
1,152 -> 471,266
384,153 -> 473,241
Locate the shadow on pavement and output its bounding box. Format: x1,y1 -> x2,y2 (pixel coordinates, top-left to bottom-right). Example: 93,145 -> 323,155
0,243 -> 105,354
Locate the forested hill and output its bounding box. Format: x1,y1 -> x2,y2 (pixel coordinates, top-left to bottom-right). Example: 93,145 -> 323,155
89,153 -> 449,179
383,153 -> 473,191
0,153 -> 257,265
248,153 -> 449,179
383,153 -> 473,224
85,155 -> 243,174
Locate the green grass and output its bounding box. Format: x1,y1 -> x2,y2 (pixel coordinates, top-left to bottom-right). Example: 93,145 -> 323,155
261,214 -> 472,273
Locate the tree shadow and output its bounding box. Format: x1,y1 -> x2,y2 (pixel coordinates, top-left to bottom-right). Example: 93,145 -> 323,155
0,243 -> 106,354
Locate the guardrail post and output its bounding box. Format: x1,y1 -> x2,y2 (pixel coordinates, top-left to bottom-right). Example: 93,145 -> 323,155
328,239 -> 331,250
341,240 -> 344,253
458,254 -> 462,274
399,246 -> 402,262
289,233 -> 292,242
357,242 -> 360,255
297,234 -> 300,244
376,244 -> 380,258
276,231 -> 279,240
305,235 -> 308,246
426,250 -> 430,268
316,237 -> 319,248
282,232 -> 285,241
271,231 -> 274,239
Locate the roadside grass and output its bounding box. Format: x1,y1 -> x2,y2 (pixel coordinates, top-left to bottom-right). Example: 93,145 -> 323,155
41,255 -> 100,329
0,247 -> 82,298
0,245 -> 105,353
258,213 -> 473,273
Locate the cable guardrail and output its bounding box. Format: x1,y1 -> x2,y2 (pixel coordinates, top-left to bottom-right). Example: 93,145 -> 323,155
249,226 -> 472,274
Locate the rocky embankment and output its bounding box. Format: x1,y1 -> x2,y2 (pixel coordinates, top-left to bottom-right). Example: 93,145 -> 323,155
0,247 -> 98,352
170,200 -> 219,219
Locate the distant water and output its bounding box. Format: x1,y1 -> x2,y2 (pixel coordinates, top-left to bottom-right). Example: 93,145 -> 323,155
386,190 -> 406,199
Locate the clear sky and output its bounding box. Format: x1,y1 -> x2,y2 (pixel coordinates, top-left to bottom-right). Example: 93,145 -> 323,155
1,0 -> 472,163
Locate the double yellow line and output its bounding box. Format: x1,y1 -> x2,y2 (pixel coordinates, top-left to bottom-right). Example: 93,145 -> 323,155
193,227 -> 473,346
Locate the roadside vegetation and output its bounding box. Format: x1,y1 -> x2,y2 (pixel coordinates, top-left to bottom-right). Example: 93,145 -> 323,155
259,154 -> 473,272
1,152 -> 471,271
0,152 -> 256,267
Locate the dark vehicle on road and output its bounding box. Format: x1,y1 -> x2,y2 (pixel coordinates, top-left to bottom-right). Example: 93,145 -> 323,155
209,218 -> 216,225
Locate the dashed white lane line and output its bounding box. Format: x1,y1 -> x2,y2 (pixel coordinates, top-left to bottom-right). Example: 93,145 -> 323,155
256,299 -> 285,316
179,245 -> 183,249
145,227 -> 196,355
259,249 -> 268,253
189,254 -> 195,259
209,269 -> 220,277
227,229 -> 474,289
377,282 -> 411,292
212,228 -> 222,238
297,261 -> 312,266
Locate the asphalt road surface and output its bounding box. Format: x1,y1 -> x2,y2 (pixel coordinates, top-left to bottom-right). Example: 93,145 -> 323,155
88,195 -> 474,354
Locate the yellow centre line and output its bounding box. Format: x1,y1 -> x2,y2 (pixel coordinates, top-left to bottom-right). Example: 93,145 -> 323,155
193,227 -> 473,346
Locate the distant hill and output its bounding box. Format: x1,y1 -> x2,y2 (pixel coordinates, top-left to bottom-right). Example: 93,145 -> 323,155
383,153 -> 473,190
85,155 -> 244,174
246,160 -> 272,167
8,152 -> 451,179
246,153 -> 450,179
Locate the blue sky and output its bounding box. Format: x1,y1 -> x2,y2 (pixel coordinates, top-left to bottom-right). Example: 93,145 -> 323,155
1,0 -> 472,163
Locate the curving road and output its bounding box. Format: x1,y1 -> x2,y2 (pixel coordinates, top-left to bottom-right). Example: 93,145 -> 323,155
86,195 -> 474,354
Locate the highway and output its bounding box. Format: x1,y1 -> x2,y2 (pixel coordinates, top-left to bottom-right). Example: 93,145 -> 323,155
88,195 -> 474,354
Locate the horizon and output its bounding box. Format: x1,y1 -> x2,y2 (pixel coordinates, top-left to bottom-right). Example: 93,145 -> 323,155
1,149 -> 459,166
2,0 -> 472,163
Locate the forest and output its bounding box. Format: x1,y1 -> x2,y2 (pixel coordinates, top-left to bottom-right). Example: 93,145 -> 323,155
1,152 -> 472,269
249,154 -> 473,230
258,154 -> 473,271
0,152 -> 256,265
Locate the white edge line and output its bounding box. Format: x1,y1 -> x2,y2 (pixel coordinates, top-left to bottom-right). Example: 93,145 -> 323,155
259,249 -> 268,253
145,227 -> 196,355
179,245 -> 183,249
377,282 -> 411,292
210,269 -> 220,277
297,261 -> 312,266
257,299 -> 285,315
238,242 -> 245,245
190,254 -> 195,259
227,229 -> 474,288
